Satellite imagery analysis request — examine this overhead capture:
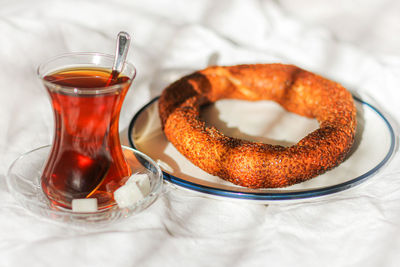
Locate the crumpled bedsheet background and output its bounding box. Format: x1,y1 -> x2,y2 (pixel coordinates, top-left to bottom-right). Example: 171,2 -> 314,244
1,0 -> 400,266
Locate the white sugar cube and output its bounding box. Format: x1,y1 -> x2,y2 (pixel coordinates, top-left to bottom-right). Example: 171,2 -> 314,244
72,198 -> 98,212
128,173 -> 151,196
114,181 -> 145,208
114,173 -> 151,208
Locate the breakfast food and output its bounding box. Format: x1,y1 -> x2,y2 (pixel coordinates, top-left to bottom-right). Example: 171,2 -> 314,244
158,64 -> 357,188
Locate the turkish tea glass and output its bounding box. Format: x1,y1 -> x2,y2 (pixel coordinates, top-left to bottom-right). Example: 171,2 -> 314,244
37,53 -> 136,210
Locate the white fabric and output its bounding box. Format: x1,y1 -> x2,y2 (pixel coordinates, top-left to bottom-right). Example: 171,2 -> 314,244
1,0 -> 400,266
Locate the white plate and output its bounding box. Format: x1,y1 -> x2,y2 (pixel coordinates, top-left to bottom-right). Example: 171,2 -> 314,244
128,96 -> 397,201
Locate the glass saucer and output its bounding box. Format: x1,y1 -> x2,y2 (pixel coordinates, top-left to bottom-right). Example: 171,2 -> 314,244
6,145 -> 163,226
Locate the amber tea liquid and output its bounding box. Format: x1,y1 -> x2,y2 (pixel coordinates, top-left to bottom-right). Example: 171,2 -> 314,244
41,67 -> 132,209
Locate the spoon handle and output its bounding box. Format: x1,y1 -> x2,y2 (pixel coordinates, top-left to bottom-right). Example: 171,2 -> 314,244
112,31 -> 131,74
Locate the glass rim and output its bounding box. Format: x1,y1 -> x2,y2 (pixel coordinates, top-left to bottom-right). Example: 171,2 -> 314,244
37,52 -> 137,95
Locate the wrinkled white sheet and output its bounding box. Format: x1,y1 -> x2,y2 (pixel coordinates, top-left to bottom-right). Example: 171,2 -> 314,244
1,0 -> 400,266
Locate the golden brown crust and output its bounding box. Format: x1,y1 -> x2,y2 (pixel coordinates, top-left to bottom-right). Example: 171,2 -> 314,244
158,64 -> 357,188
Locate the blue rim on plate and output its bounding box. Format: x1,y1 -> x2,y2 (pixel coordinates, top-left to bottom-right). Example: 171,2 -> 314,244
128,96 -> 397,201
